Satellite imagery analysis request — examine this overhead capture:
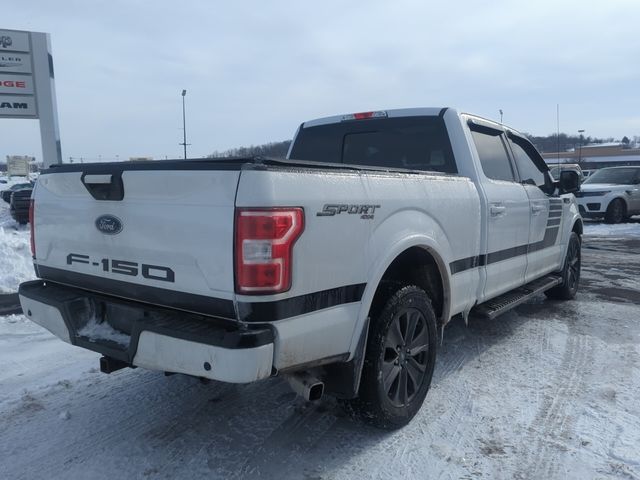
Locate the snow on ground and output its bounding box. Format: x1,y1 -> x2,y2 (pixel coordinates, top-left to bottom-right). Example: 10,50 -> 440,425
1,292 -> 639,479
0,221 -> 639,479
0,179 -> 36,293
584,217 -> 640,237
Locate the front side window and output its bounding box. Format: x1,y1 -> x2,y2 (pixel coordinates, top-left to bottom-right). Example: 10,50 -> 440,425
510,140 -> 546,188
471,131 -> 515,182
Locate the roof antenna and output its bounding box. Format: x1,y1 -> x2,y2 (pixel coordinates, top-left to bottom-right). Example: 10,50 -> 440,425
557,104 -> 561,182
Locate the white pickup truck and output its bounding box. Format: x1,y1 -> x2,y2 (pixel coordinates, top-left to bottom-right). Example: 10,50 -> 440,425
20,108 -> 582,429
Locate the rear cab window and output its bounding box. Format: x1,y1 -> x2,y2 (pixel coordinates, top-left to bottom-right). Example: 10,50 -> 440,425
289,116 -> 458,174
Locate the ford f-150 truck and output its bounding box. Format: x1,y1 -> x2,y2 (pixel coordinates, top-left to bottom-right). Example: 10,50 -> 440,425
19,108 -> 582,429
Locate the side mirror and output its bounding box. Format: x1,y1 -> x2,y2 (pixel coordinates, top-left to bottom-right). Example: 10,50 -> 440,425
559,170 -> 580,194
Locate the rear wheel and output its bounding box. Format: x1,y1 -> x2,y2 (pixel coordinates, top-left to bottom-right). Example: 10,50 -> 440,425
349,285 -> 437,429
545,232 -> 581,300
605,199 -> 625,224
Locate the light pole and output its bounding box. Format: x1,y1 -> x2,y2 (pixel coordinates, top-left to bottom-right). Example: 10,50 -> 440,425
180,89 -> 189,159
578,129 -> 585,164
499,109 -> 503,123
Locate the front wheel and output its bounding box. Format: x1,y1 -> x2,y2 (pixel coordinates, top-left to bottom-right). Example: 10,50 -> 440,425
605,199 -> 625,224
349,285 -> 437,429
545,232 -> 581,300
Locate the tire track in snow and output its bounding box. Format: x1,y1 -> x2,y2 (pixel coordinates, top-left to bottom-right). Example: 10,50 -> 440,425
1,372 -> 239,480
145,379 -> 289,479
234,401 -> 339,479
516,324 -> 592,479
2,374 -> 158,477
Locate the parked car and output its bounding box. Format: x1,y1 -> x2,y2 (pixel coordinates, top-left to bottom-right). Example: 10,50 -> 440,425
576,166 -> 640,223
549,164 -> 584,183
1,182 -> 33,203
9,188 -> 33,224
19,107 -> 582,429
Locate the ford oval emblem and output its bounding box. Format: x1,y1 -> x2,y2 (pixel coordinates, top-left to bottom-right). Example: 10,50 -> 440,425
95,215 -> 123,235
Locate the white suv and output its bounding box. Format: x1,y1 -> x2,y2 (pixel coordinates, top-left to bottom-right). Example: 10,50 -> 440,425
576,166 -> 640,223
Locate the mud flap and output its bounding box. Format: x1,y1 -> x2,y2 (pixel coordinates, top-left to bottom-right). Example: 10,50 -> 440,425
320,317 -> 370,399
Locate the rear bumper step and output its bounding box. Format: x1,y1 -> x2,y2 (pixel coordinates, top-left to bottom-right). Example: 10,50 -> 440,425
471,275 -> 562,320
18,280 -> 275,383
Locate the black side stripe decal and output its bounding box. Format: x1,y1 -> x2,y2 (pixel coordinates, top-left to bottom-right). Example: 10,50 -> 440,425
37,265 -> 367,323
450,211 -> 562,274
450,255 -> 485,274
237,283 -> 366,322
487,244 -> 529,264
528,227 -> 560,253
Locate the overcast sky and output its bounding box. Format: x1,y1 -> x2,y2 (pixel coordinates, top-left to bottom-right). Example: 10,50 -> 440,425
2,0 -> 639,163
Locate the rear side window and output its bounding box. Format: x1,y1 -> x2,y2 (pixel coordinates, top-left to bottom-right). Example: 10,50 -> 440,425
471,131 -> 515,182
289,116 -> 457,174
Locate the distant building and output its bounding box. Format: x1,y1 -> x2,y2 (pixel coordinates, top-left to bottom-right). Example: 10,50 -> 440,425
543,143 -> 640,169
128,157 -> 153,161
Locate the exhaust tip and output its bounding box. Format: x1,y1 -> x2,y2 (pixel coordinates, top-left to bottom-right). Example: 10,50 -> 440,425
308,382 -> 324,401
286,372 -> 325,401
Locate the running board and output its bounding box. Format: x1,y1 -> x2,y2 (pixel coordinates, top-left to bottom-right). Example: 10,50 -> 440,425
471,275 -> 562,320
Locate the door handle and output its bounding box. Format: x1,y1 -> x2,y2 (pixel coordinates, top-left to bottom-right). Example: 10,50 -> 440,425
531,204 -> 545,215
490,205 -> 506,216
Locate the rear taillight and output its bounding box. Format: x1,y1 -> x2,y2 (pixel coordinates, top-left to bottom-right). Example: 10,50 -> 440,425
235,208 -> 304,294
29,199 -> 35,258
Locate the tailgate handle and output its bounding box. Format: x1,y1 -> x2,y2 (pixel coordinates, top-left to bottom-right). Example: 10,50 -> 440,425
83,174 -> 113,184
81,172 -> 124,201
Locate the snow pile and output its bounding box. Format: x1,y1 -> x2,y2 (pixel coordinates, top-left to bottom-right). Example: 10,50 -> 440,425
0,181 -> 37,293
0,224 -> 35,293
583,220 -> 640,237
77,317 -> 131,346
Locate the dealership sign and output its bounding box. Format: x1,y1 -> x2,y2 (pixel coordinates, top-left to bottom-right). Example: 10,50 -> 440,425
7,155 -> 32,176
0,73 -> 34,94
0,28 -> 62,167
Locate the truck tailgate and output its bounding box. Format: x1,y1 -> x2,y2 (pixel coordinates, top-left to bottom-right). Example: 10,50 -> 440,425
33,163 -> 241,316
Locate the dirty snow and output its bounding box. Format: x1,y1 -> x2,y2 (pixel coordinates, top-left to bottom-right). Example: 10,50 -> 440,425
0,179 -> 36,293
0,219 -> 639,479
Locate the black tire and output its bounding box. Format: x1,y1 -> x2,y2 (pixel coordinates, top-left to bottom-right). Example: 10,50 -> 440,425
545,232 -> 581,300
349,285 -> 437,429
605,199 -> 626,224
